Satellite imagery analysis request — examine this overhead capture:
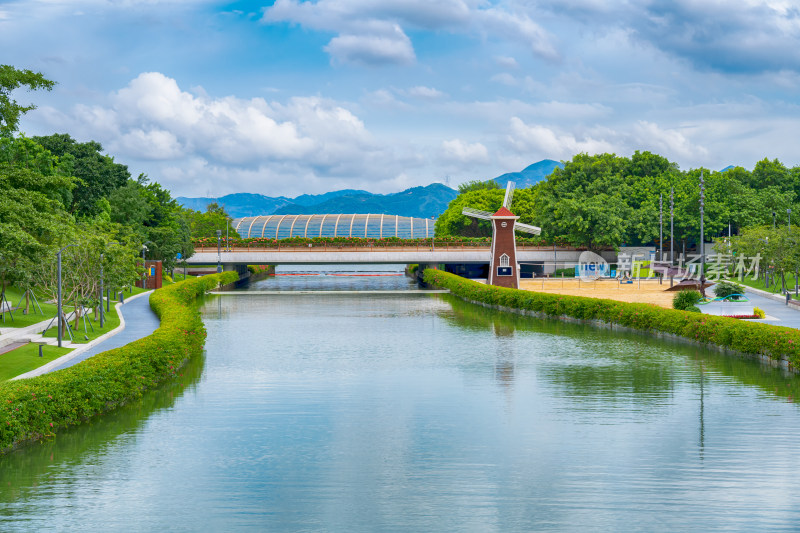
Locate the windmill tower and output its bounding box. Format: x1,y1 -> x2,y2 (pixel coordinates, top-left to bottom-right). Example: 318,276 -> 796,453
462,182 -> 541,289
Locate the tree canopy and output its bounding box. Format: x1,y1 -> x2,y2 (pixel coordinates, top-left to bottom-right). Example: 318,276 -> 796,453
0,65 -> 55,137
437,151 -> 800,253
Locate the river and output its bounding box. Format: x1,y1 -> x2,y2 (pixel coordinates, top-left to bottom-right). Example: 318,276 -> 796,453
2,267 -> 800,531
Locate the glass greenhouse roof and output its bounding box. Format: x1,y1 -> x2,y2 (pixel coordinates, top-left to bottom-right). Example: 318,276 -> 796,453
233,214 -> 436,239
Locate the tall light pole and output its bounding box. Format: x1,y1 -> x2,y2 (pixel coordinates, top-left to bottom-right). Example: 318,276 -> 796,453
216,229 -> 223,273
773,211 -> 777,229
670,186 -> 674,265
699,171 -> 706,294
56,244 -> 78,348
99,241 -> 120,328
659,193 -> 663,262
141,244 -> 148,288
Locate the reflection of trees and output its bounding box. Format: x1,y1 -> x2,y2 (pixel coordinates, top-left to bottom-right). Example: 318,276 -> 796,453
441,294 -> 800,409
690,350 -> 800,403
539,361 -> 675,405
0,353 -> 206,503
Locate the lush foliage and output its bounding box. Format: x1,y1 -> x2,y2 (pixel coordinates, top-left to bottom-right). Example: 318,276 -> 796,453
713,280 -> 745,298
424,269 -> 800,368
673,290 -> 702,310
0,65 -> 55,137
0,272 -> 238,453
184,202 -> 239,240
754,307 -> 766,319
436,151 -> 800,252
728,225 -> 800,292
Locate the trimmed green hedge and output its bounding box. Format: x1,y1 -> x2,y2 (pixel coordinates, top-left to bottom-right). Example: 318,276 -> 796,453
424,269 -> 800,369
0,271 -> 239,454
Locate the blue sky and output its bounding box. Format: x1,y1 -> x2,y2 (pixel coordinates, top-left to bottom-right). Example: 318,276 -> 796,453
2,0 -> 800,198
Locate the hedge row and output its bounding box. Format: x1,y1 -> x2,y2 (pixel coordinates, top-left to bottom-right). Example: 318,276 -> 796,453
0,271 -> 239,454
423,269 -> 800,369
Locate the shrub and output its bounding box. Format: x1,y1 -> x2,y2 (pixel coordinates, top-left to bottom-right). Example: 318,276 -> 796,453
754,307 -> 766,318
714,280 -> 745,298
0,271 -> 239,454
685,305 -> 701,313
673,290 -> 701,310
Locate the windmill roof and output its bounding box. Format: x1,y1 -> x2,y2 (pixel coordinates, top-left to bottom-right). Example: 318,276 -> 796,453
492,206 -> 516,217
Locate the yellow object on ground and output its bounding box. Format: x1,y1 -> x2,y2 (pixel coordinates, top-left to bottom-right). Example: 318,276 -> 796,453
519,278 -> 676,308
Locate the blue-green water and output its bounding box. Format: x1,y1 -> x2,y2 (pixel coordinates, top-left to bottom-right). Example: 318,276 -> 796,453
3,274 -> 800,531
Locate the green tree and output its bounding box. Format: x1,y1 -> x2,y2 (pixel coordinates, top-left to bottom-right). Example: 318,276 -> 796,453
457,179 -> 501,194
0,65 -> 55,137
32,133 -> 130,217
185,202 -> 239,240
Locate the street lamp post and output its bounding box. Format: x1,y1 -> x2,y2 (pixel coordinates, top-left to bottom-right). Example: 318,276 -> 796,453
659,193 -> 663,262
773,211 -> 777,229
216,230 -> 223,273
670,187 -> 674,265
56,244 -> 78,348
699,171 -> 706,295
141,244 -> 148,288
99,242 -> 121,328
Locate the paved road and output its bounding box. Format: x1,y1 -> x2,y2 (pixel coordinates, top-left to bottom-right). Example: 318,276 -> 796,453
49,293 -> 160,372
700,285 -> 800,329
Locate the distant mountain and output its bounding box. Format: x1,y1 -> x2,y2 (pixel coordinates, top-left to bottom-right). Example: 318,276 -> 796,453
291,189 -> 370,207
491,159 -> 563,188
176,160 -> 561,220
273,184 -> 458,219
177,193 -> 292,219
178,184 -> 457,219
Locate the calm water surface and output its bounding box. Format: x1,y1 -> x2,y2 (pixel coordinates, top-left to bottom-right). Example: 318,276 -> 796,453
3,269 -> 800,531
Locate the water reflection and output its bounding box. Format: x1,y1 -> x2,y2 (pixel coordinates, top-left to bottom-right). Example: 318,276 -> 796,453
0,349 -> 206,509
3,280 -> 800,531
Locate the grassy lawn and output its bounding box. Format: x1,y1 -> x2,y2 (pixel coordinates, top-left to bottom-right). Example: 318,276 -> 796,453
0,286 -> 59,328
40,301 -> 121,343
726,274 -> 800,299
0,343 -> 72,381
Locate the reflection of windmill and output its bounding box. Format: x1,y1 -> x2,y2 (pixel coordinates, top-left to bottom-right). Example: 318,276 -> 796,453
462,181 -> 541,289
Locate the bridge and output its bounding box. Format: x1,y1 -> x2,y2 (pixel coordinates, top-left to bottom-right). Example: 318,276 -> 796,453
188,242 -> 617,272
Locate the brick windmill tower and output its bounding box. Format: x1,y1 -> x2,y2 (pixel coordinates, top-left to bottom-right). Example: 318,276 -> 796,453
462,182 -> 541,289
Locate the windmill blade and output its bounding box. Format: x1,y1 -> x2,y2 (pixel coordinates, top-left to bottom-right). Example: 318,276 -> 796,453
462,207 -> 493,220
514,222 -> 542,235
503,181 -> 516,209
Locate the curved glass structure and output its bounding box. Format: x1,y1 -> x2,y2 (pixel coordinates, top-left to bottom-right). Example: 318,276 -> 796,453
233,214 -> 435,239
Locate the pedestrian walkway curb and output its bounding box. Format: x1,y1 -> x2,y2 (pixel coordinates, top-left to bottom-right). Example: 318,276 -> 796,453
742,285 -> 799,306
12,291 -> 153,381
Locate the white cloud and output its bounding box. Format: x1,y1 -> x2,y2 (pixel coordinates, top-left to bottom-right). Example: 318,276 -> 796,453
494,55 -> 518,69
263,0 -> 559,65
407,86 -> 446,100
324,26 -> 415,66
491,73 -> 518,86
508,117 -> 616,158
442,138 -> 489,163
632,121 -> 707,161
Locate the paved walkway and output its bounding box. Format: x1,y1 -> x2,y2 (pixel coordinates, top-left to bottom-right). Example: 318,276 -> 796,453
11,291 -> 159,379
699,285 -> 800,329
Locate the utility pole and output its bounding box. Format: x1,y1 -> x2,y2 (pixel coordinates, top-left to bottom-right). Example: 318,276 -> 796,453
659,193 -> 663,262
699,171 -> 706,296
670,187 -> 674,265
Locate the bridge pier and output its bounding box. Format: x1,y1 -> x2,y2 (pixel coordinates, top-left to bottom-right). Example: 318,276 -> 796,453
220,263 -> 250,290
